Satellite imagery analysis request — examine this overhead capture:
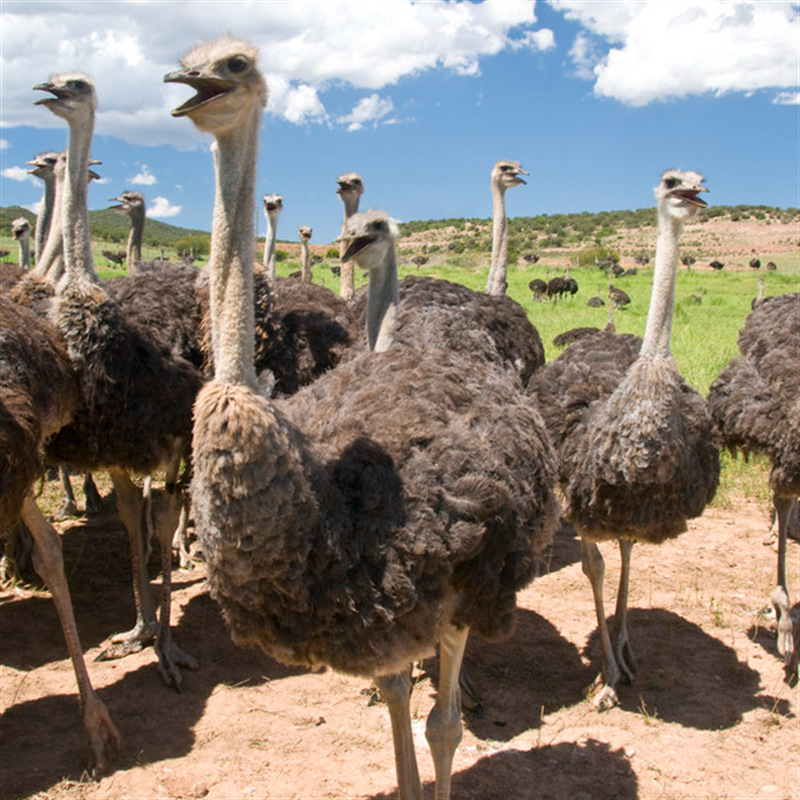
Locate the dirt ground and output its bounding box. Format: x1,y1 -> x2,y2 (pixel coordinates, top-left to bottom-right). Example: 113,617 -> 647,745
1,479 -> 798,800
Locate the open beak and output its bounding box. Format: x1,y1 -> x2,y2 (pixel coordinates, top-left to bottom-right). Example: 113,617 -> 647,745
164,70 -> 236,117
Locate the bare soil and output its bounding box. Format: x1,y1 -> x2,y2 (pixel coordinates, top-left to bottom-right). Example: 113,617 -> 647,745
1,482 -> 798,800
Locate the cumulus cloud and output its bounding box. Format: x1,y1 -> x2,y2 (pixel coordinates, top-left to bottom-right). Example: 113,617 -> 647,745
148,196 -> 181,218
1,165 -> 33,183
129,165 -> 157,186
551,0 -> 799,105
0,0 -> 551,145
338,94 -> 395,132
0,139 -> 9,150
773,91 -> 800,106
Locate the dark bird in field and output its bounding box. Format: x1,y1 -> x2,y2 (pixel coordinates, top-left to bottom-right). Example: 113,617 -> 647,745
709,260 -> 725,270
749,257 -> 761,270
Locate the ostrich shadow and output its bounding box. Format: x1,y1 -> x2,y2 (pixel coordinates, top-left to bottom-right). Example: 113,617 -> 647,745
0,591 -> 306,799
368,738 -> 638,800
539,518 -> 582,576
582,608 -> 783,729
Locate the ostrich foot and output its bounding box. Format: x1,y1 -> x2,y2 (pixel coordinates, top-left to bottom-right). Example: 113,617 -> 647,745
95,619 -> 159,661
83,688 -> 123,777
584,672 -> 620,710
155,628 -> 198,691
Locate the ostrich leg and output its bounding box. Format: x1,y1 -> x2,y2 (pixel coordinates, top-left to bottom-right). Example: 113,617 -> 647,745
581,539 -> 621,709
20,493 -> 122,773
611,537 -> 638,682
426,622 -> 469,800
375,668 -> 422,800
772,495 -> 797,667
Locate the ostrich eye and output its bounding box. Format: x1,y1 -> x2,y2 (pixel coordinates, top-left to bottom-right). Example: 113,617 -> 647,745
71,79 -> 89,91
664,177 -> 678,190
228,56 -> 249,74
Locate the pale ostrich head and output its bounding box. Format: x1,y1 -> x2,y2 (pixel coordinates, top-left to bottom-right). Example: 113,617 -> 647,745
655,170 -> 708,222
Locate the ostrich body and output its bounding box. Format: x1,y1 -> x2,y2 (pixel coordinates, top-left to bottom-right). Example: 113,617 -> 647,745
709,260 -> 725,270
1,295 -> 121,772
336,172 -> 364,302
35,71 -> 203,686
587,283 -> 605,307
609,281 -> 630,308
169,39 -> 559,799
528,276 -> 547,302
485,160 -> 527,296
529,170 -> 720,709
749,257 -> 761,270
298,225 -> 313,283
11,217 -> 31,270
262,193 -> 283,279
707,291 -> 800,680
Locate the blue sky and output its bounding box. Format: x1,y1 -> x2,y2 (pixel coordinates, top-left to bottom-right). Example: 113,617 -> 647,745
1,1 -> 798,245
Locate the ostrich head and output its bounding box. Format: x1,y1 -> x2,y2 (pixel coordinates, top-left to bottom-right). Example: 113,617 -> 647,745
26,151 -> 60,180
33,72 -> 97,121
263,194 -> 283,215
340,209 -> 398,272
299,225 -> 312,242
336,172 -> 364,200
11,217 -> 30,241
655,170 -> 708,222
165,37 -> 266,134
109,191 -> 145,218
492,160 -> 529,192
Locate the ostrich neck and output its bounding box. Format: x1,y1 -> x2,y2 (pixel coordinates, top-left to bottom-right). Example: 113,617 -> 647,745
17,236 -> 31,270
32,170 -> 66,280
61,112 -> 98,283
338,195 -> 360,303
641,209 -> 682,357
208,111 -> 260,388
127,209 -> 144,271
365,246 -> 398,353
35,177 -> 56,262
300,240 -> 311,282
485,184 -> 507,295
263,212 -> 279,279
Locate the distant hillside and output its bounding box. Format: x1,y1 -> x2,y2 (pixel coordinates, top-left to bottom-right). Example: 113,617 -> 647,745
0,205 -> 209,249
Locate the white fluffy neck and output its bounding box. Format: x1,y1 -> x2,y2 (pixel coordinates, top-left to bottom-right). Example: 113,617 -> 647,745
485,182 -> 507,295
208,107 -> 260,388
32,165 -> 66,280
641,205 -> 683,357
300,239 -> 311,283
17,235 -> 31,270
339,194 -> 360,303
127,208 -> 144,272
35,175 -> 56,263
263,211 -> 280,279
365,245 -> 398,352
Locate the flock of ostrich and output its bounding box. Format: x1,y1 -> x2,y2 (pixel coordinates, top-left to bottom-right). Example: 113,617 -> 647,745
1,36 -> 798,800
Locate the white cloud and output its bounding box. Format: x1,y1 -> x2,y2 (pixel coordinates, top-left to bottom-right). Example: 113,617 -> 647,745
25,200 -> 43,215
148,196 -> 181,218
551,0 -> 799,105
338,94 -> 395,132
1,165 -> 32,182
0,1 -> 550,145
773,91 -> 800,106
0,139 -> 9,150
129,165 -> 157,186
92,175 -> 112,185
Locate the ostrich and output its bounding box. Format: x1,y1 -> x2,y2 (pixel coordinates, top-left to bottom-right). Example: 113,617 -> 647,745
709,260 -> 725,270
609,281 -> 630,309
564,266 -> 579,298
529,170 -> 720,708
767,261 -> 777,271
547,273 -> 568,302
27,150 -> 60,263
298,225 -> 313,283
11,217 -> 31,270
681,255 -> 696,269
108,190 -> 145,270
751,275 -> 765,310
611,263 -> 625,278
411,254 -> 429,269
749,257 -> 761,270
587,283 -> 606,307
34,71 -> 203,686
485,159 -> 528,296
167,38 -> 559,799
262,193 -> 283,279
1,295 -> 121,772
336,172 -> 364,302
529,276 -> 547,302
707,291 -> 800,681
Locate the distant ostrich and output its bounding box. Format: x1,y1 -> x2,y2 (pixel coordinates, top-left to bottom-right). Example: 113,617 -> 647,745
523,252 -> 540,264
749,257 -> 761,270
609,281 -> 630,309
298,225 -> 313,283
411,254 -> 429,269
623,267 -> 638,276
529,170 -> 720,708
262,193 -> 283,279
681,255 -> 696,269
707,291 -> 800,681
1,295 -> 121,772
485,159 -> 528,296
27,150 -> 60,263
11,217 -> 31,270
611,263 -> 625,278
108,190 -> 145,270
595,255 -> 617,271
709,260 -> 725,270
336,172 -> 364,302
547,273 -> 568,302
751,275 -> 765,310
564,266 -> 579,298
35,71 -> 203,687
587,283 -> 605,307
168,39 -> 559,799
529,276 -> 547,302
766,261 -> 777,271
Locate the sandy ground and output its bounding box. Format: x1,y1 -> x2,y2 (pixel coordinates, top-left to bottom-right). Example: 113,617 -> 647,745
1,483 -> 798,800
